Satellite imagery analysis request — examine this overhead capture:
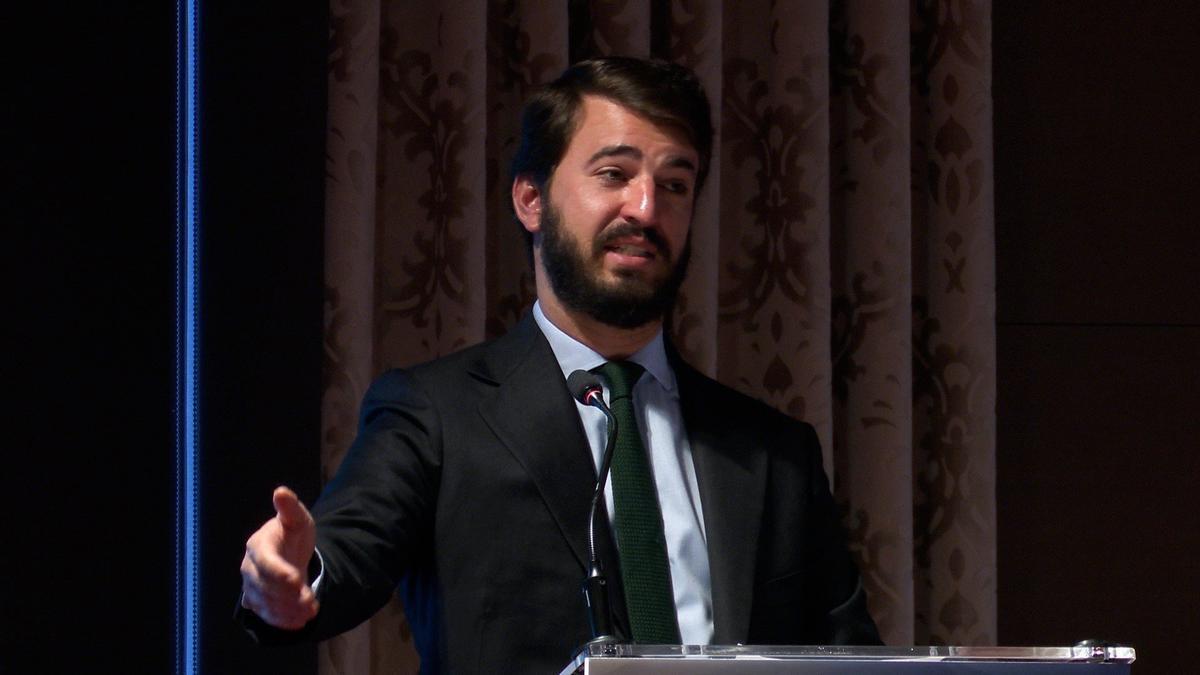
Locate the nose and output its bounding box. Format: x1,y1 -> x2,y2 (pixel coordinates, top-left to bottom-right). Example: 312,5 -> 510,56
620,175 -> 659,225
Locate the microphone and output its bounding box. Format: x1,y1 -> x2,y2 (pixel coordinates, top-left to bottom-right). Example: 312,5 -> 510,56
567,369 -> 605,408
567,370 -> 620,645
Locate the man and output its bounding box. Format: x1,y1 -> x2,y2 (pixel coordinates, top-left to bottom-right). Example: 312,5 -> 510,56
239,56 -> 879,673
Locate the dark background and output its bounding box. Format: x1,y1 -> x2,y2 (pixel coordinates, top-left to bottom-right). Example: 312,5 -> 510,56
11,2 -> 325,673
993,3 -> 1200,675
9,2 -> 1197,674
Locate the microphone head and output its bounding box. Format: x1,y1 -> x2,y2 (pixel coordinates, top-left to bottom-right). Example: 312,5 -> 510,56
567,370 -> 603,405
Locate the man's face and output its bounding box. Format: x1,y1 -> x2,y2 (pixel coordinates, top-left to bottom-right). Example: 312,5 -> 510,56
533,96 -> 698,329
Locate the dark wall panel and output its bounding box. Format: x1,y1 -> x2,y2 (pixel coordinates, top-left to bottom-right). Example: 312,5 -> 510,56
198,2 -> 327,673
995,1 -> 1200,326
10,2 -> 177,671
13,1 -> 327,671
995,4 -> 1200,675
997,325 -> 1199,673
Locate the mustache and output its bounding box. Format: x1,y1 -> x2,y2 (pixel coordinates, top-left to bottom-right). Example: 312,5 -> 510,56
592,222 -> 670,257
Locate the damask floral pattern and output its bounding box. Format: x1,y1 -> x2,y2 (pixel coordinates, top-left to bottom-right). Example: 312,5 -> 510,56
715,2 -> 834,443
829,0 -> 917,643
322,1 -> 996,671
377,44 -> 473,340
910,0 -> 996,646
323,0 -> 381,475
720,57 -> 822,333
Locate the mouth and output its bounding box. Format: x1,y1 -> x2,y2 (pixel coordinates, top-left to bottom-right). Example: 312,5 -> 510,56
595,222 -> 667,264
603,241 -> 656,260
600,236 -> 662,271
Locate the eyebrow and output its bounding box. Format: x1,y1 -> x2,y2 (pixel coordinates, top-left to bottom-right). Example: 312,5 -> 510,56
586,144 -> 698,174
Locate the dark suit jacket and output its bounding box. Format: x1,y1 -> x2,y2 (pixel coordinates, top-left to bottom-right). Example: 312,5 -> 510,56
240,314 -> 879,672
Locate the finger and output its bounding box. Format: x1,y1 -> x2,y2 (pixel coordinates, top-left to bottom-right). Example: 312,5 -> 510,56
250,574 -> 317,613
272,486 -> 313,532
243,588 -> 311,630
246,544 -> 305,589
242,568 -> 320,629
243,546 -> 322,622
242,554 -> 302,604
247,589 -> 317,629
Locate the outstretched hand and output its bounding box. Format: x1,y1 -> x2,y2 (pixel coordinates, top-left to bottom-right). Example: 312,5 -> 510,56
240,486 -> 320,629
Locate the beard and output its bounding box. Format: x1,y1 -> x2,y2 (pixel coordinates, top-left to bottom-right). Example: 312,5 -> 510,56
538,202 -> 691,330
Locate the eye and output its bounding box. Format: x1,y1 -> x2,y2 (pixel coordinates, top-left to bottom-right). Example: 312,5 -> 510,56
597,167 -> 627,183
660,179 -> 691,196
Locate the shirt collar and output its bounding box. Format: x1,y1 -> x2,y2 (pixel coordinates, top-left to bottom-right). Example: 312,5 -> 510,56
532,301 -> 677,393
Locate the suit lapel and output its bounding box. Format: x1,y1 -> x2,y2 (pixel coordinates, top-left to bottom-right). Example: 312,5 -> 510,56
676,363 -> 767,645
472,315 -> 598,570
472,315 -> 632,638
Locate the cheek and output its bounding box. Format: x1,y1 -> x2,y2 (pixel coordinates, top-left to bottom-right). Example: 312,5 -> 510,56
567,196 -> 621,231
662,209 -> 692,251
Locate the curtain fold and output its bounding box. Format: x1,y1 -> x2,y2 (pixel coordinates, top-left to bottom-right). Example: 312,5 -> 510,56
830,0 -> 916,644
322,1 -> 995,671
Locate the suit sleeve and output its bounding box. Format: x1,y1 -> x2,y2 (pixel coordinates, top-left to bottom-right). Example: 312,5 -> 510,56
238,368 -> 442,644
795,423 -> 882,646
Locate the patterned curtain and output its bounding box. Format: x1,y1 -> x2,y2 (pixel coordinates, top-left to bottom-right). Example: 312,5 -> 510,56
322,1 -> 995,671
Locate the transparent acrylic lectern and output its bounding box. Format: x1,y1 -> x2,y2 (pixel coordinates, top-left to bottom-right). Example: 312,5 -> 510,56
559,644 -> 1136,674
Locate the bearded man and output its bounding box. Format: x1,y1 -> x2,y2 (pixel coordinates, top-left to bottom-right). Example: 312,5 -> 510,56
238,56 -> 880,674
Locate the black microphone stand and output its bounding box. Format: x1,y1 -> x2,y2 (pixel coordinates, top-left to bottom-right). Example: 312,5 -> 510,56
567,371 -> 622,649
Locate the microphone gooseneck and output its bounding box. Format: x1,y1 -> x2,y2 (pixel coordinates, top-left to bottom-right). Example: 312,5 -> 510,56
567,369 -> 620,644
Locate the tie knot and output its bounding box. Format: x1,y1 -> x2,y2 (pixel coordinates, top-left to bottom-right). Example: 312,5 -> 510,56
594,360 -> 645,401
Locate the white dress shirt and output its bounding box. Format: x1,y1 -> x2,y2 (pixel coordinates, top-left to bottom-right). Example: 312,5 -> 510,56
533,302 -> 714,645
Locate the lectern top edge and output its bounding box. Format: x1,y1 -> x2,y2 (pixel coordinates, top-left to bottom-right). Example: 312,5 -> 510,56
560,644 -> 1136,675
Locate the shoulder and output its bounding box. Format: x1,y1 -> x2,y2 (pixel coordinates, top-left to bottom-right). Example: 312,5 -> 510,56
673,359 -> 824,489
363,314 -> 549,406
673,359 -> 831,507
675,359 -> 818,440
362,339 -> 495,409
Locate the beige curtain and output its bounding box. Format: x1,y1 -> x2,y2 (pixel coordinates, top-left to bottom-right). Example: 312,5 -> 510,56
322,1 -> 996,671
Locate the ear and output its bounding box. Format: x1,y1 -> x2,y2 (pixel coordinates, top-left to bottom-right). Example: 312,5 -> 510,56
511,175 -> 544,234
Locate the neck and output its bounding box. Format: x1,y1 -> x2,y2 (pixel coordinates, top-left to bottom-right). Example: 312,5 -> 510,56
536,280 -> 662,361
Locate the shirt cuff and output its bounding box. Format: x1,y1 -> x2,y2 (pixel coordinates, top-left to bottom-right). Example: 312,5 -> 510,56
309,546 -> 325,594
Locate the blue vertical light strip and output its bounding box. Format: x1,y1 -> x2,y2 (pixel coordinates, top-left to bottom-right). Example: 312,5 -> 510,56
176,0 -> 200,673
173,0 -> 182,667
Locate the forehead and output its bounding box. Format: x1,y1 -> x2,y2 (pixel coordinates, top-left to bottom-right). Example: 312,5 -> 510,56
563,95 -> 698,165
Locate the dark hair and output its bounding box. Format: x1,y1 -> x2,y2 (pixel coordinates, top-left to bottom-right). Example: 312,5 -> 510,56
510,57 -> 714,255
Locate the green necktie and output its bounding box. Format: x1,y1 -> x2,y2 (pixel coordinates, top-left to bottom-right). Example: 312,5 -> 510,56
594,360 -> 681,644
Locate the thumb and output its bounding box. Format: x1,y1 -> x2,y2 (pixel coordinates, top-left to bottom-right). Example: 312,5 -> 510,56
272,485 -> 313,533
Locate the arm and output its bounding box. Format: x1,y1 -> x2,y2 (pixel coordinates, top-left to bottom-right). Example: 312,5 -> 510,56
794,423 -> 882,645
237,369 -> 443,643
